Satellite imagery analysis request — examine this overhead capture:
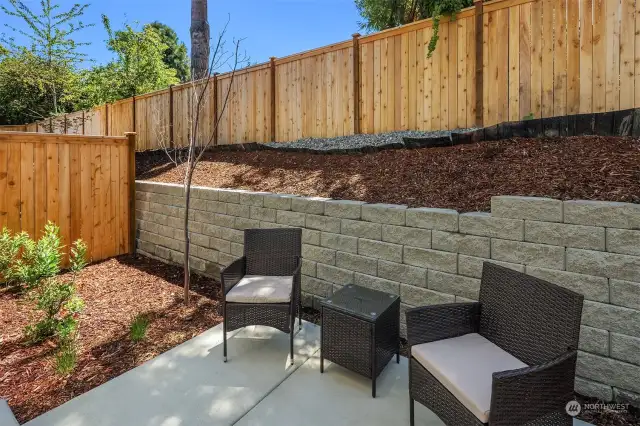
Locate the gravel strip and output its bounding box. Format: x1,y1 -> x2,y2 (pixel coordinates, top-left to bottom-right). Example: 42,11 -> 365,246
263,129 -> 477,151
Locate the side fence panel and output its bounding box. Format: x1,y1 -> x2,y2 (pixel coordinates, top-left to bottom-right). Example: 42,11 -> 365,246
217,63 -> 272,145
0,125 -> 27,132
109,99 -> 134,140
275,42 -> 354,141
14,0 -> 640,146
136,90 -> 170,151
0,132 -> 133,262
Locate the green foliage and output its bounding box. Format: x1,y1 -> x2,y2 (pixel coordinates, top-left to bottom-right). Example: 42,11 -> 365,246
148,22 -> 190,82
0,1 -> 186,124
0,50 -> 81,124
0,0 -> 92,121
75,16 -> 180,108
13,222 -> 63,290
129,314 -> 150,342
55,341 -> 78,375
1,0 -> 92,65
355,0 -> 473,56
523,112 -> 535,120
70,240 -> 88,273
0,221 -> 88,376
0,228 -> 27,284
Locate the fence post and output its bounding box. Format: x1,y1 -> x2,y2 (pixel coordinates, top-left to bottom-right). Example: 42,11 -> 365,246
126,132 -> 137,255
82,111 -> 85,135
132,95 -> 137,134
270,57 -> 277,142
474,0 -> 484,128
105,104 -> 110,136
169,85 -> 175,148
352,33 -> 361,135
63,114 -> 68,134
213,73 -> 219,145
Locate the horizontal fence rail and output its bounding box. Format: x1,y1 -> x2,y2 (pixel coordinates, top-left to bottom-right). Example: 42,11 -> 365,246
8,0 -> 640,150
0,132 -> 136,262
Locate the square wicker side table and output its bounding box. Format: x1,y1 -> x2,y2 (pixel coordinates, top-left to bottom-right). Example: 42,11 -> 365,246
320,284 -> 400,398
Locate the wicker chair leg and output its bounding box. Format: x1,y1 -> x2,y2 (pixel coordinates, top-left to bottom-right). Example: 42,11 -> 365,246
289,329 -> 294,365
410,398 -> 415,426
298,298 -> 302,331
223,303 -> 228,362
223,323 -> 227,362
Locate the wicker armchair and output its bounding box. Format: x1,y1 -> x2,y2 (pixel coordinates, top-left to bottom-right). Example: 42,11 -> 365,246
220,228 -> 302,364
407,263 -> 584,426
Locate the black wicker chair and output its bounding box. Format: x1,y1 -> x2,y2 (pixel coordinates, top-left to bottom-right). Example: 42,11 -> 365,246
220,228 -> 302,364
407,262 -> 584,426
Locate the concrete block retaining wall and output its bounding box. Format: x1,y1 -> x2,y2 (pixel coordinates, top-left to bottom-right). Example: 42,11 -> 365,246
135,181 -> 640,406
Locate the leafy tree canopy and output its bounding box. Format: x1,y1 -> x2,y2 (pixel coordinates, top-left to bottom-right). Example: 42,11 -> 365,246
148,21 -> 190,82
74,16 -> 180,108
0,0 -> 92,121
355,0 -> 472,56
0,51 -> 80,124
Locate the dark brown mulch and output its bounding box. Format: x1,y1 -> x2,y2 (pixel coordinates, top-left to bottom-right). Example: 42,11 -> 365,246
0,255 -> 222,424
136,136 -> 640,212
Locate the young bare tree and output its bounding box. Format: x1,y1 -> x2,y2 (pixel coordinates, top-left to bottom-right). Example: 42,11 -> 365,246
158,19 -> 247,303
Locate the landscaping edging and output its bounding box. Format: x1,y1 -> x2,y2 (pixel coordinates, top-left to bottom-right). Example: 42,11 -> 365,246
135,180 -> 640,406
203,108 -> 639,155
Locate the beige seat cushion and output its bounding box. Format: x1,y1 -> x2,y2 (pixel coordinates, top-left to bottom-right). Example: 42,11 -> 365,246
412,333 -> 527,423
226,275 -> 293,304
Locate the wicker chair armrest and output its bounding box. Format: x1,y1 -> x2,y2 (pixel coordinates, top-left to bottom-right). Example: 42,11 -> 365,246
489,350 -> 578,425
406,302 -> 481,347
221,256 -> 246,295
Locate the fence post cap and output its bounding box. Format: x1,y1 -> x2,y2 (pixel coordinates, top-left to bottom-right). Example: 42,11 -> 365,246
124,132 -> 137,136
352,33 -> 361,38
270,56 -> 277,61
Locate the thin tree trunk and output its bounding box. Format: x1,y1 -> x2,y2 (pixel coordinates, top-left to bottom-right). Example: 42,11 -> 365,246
183,159 -> 195,304
190,0 -> 210,81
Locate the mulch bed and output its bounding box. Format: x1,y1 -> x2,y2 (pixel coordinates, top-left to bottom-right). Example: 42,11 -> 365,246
136,136 -> 640,212
0,255 -> 222,424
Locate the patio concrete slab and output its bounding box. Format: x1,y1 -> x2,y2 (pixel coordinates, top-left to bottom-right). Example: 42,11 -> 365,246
236,354 -> 593,426
235,355 -> 444,426
24,321 -> 594,426
26,322 -> 319,426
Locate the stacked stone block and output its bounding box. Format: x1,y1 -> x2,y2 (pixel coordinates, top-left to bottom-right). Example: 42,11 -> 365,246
135,183 -> 640,406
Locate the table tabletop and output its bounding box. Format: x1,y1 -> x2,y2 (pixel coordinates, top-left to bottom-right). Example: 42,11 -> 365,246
320,284 -> 399,322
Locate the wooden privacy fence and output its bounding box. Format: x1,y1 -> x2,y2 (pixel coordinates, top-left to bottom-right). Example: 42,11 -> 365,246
17,0 -> 640,149
0,125 -> 27,132
0,132 -> 136,262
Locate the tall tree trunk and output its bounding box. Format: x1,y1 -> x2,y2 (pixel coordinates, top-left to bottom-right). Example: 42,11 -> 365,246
190,0 -> 210,81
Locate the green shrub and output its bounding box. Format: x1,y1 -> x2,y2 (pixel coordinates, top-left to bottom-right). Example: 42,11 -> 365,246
24,238 -> 87,344
55,341 -> 78,376
0,228 -> 27,284
25,279 -> 85,344
130,314 -> 150,342
13,222 -> 63,290
2,222 -> 87,374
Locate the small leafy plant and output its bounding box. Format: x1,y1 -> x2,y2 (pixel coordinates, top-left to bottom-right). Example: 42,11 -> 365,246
0,222 -> 88,375
12,222 -> 64,290
55,341 -> 78,375
523,112 -> 535,121
0,228 -> 27,285
130,314 -> 150,342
